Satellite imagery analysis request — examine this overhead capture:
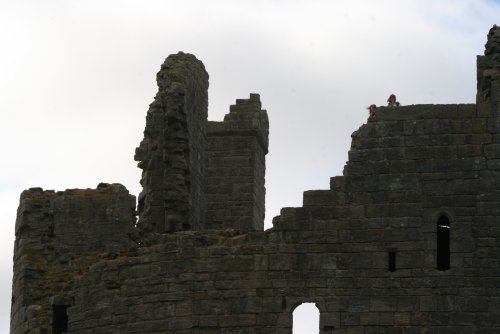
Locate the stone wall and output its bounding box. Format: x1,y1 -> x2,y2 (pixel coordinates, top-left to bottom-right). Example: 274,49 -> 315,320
206,93 -> 269,231
10,184 -> 136,334
65,100 -> 500,333
134,54 -> 268,235
10,53 -> 270,333
477,24 -> 500,114
10,25 -> 500,334
135,52 -> 209,234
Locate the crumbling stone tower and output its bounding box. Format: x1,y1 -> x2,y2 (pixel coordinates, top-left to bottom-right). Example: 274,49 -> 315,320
10,26 -> 500,334
10,52 -> 269,334
134,52 -> 268,234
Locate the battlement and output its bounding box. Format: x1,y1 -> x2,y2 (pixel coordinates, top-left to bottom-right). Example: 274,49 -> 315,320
10,26 -> 500,334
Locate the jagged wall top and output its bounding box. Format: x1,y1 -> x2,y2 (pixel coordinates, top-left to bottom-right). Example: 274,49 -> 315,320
135,52 -> 209,234
485,24 -> 500,55
477,25 -> 500,111
134,53 -> 269,235
11,25 -> 500,334
206,93 -> 269,231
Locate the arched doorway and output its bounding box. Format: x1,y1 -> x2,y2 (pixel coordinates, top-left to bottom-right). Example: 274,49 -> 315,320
293,303 -> 320,334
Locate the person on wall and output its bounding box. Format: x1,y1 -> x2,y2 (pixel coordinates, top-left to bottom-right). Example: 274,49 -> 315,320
368,104 -> 377,121
387,94 -> 400,107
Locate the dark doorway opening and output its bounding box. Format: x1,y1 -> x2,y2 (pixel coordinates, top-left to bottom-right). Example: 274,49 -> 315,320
52,304 -> 68,334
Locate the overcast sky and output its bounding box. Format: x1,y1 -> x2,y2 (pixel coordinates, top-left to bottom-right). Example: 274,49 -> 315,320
1,0 -> 499,331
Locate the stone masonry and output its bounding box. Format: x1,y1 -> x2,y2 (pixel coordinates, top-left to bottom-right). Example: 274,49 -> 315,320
134,52 -> 210,234
10,26 -> 500,333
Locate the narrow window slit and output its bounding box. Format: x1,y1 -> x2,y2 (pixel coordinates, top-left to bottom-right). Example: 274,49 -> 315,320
437,215 -> 450,271
388,249 -> 397,272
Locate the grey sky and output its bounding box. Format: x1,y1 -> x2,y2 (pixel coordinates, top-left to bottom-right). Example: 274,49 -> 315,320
1,0 -> 499,331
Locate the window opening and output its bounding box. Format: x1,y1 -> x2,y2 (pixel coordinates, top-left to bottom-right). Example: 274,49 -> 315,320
437,215 -> 450,271
52,304 -> 68,334
388,249 -> 396,272
293,303 -> 319,334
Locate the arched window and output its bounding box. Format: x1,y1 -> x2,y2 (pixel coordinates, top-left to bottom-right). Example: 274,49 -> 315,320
436,215 -> 450,271
293,303 -> 320,334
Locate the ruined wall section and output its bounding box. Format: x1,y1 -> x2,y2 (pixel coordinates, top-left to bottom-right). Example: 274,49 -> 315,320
206,94 -> 269,231
135,52 -> 209,234
68,230 -> 269,333
477,24 -> 500,115
10,184 -> 136,334
474,25 -> 500,331
12,24 -> 500,334
346,103 -> 480,266
68,228 -> 339,334
270,102 -> 500,332
67,102 -> 499,333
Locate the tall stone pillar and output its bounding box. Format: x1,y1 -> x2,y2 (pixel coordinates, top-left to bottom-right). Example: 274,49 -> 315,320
206,94 -> 269,231
135,52 -> 209,233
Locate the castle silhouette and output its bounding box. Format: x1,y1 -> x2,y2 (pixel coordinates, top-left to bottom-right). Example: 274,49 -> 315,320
11,25 -> 500,333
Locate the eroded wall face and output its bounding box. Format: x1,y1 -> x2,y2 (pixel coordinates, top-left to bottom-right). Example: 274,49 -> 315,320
10,184 -> 136,334
135,52 -> 209,233
10,53 -> 270,333
475,27 -> 500,328
477,25 -> 500,114
133,54 -> 269,234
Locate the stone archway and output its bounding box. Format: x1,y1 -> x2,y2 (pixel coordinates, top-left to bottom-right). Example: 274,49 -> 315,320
292,302 -> 320,334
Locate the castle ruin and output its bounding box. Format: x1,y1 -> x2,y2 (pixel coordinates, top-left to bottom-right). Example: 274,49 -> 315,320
10,25 -> 500,333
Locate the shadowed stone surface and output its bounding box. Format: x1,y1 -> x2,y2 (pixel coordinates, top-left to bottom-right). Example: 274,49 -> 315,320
134,52 -> 209,234
10,26 -> 500,334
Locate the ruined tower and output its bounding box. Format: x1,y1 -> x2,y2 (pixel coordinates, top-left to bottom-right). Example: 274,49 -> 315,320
134,52 -> 269,234
134,52 -> 210,233
10,26 -> 500,334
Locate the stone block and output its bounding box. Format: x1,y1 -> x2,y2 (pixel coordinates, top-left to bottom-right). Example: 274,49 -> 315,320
348,298 -> 371,313
419,296 -> 436,311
